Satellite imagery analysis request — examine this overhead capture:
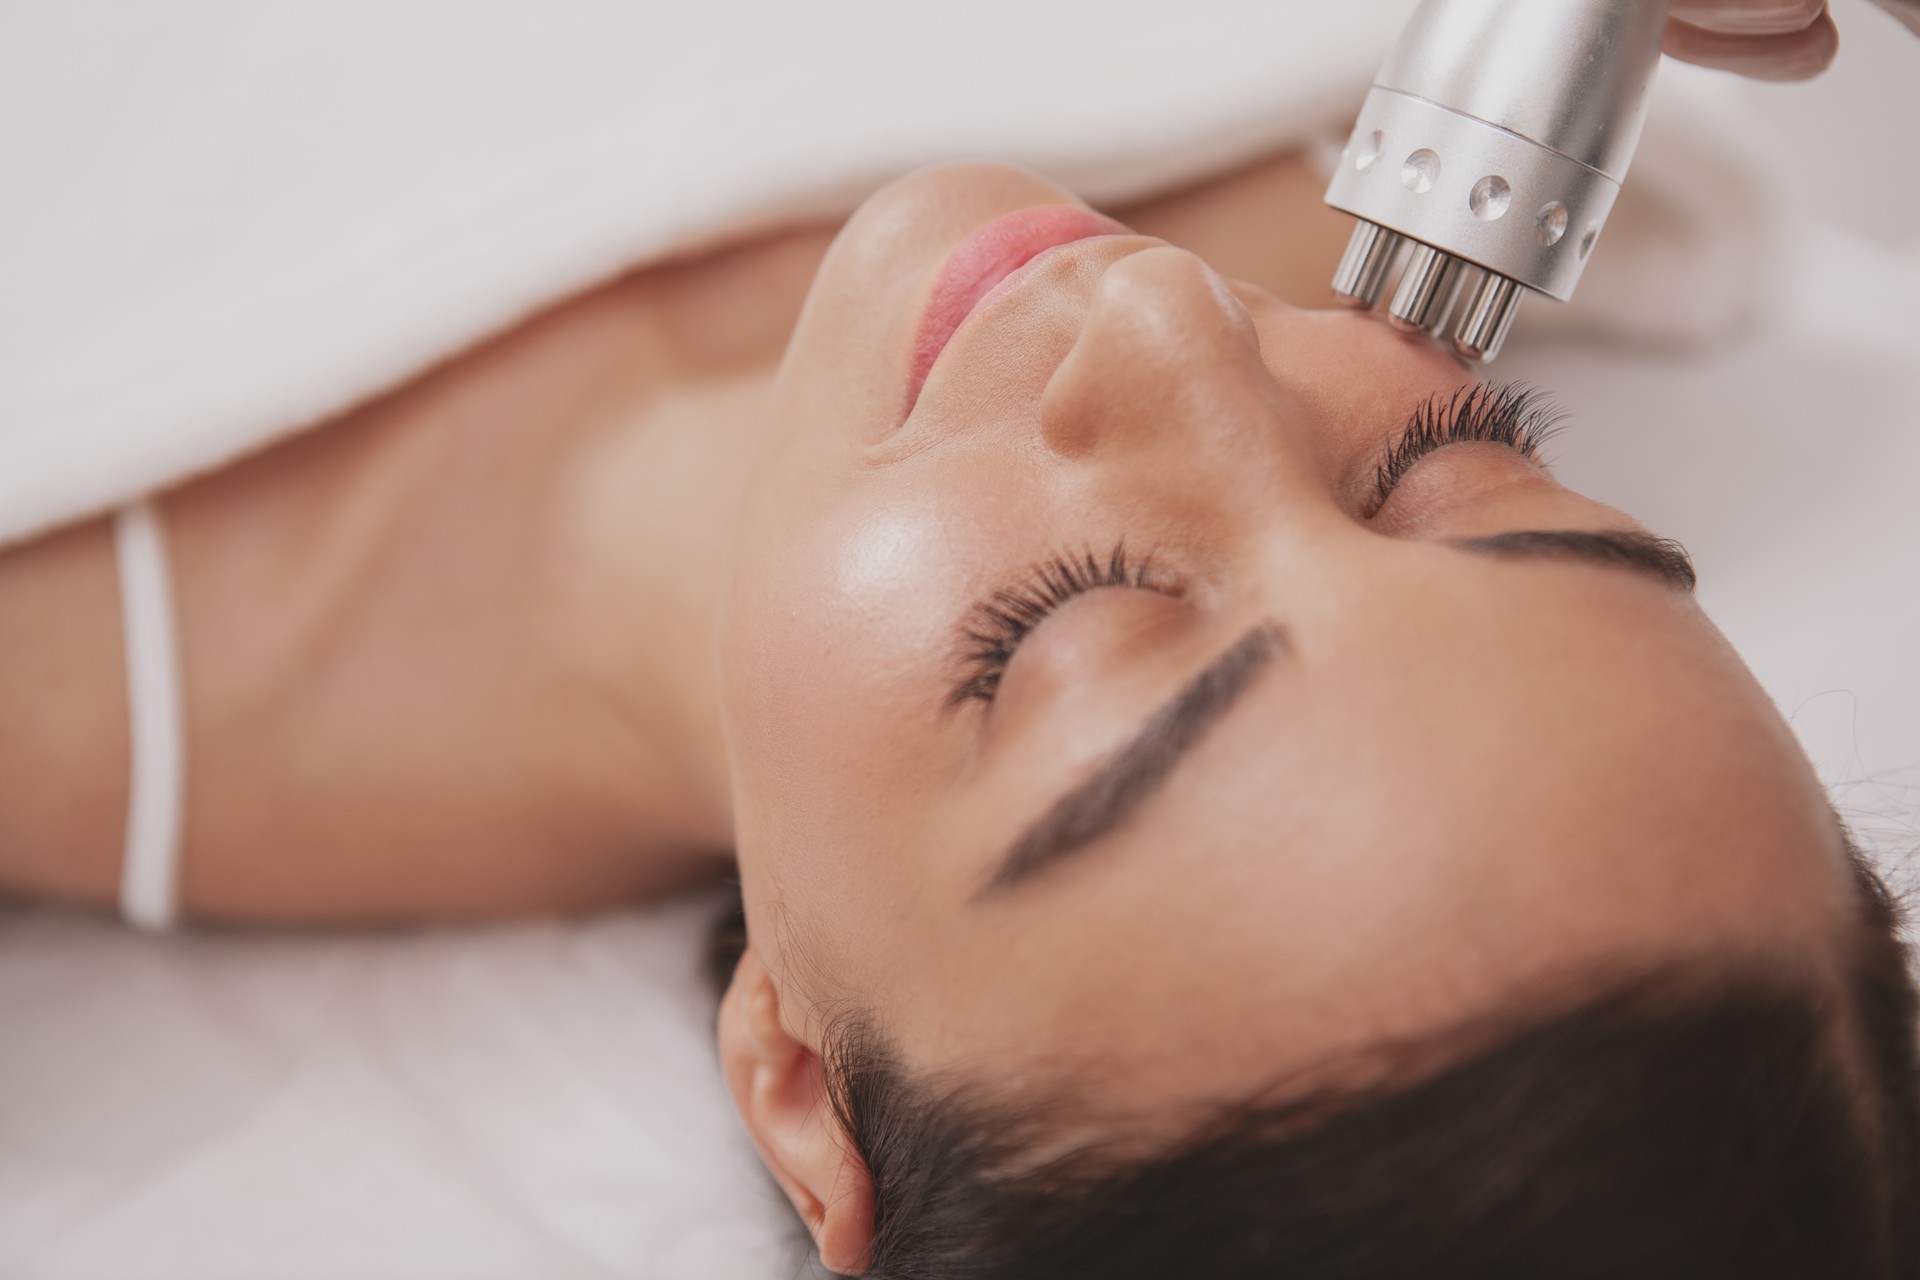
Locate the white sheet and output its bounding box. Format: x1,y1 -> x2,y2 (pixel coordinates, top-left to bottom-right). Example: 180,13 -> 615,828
0,893 -> 807,1279
0,0 -> 1418,550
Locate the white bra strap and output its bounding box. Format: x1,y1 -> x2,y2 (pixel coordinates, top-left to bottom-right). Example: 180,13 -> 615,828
114,500 -> 186,931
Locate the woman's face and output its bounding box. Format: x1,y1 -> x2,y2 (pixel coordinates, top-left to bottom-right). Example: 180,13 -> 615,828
721,162 -> 1851,1103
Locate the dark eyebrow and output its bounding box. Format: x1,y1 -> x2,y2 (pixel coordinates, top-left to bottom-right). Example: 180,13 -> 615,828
978,622 -> 1284,899
1454,529 -> 1697,592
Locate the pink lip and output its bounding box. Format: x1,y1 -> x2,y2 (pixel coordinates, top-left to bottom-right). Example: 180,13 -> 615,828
904,204 -> 1130,417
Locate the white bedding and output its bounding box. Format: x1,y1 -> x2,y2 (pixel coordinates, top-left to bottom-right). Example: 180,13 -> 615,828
0,0 -> 1414,550
4,4 -> 1918,1278
0,894 -> 806,1280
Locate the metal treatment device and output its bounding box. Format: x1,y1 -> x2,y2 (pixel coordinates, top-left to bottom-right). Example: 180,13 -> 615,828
1325,0 -> 1671,362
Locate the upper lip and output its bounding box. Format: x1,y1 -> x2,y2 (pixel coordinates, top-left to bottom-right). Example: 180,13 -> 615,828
903,206 -> 1131,422
903,234 -> 1155,424
898,231 -> 1152,429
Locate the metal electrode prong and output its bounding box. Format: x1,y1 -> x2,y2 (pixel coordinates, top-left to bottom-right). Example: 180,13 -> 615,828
1452,272 -> 1525,363
1332,220 -> 1404,310
1388,244 -> 1465,334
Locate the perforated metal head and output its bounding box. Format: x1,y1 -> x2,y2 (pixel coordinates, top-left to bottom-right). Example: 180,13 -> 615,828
1324,0 -> 1671,362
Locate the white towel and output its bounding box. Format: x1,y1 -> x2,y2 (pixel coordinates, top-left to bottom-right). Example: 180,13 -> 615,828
0,2 -> 1420,548
0,1 -> 1784,550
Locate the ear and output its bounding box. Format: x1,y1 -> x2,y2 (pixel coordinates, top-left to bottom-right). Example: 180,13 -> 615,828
718,944 -> 875,1275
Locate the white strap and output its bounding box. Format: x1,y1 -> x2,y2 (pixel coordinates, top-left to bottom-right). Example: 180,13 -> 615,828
114,500 -> 186,931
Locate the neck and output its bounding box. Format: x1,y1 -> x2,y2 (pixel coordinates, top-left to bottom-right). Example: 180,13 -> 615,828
546,225 -> 834,853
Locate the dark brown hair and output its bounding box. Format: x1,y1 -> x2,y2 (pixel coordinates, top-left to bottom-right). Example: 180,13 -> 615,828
715,851 -> 1919,1279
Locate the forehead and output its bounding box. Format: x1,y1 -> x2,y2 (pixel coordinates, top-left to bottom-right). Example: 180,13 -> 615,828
878,568 -> 1846,1097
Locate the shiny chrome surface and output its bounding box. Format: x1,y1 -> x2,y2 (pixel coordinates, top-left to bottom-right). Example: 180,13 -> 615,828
1331,220 -> 1403,309
1324,0 -> 1669,361
1377,0 -> 1669,181
1388,243 -> 1465,333
1325,86 -> 1619,302
1451,271 -> 1524,363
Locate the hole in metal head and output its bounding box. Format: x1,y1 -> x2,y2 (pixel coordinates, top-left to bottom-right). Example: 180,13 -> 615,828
1470,176 -> 1511,220
1354,129 -> 1385,172
1401,149 -> 1440,194
1537,202 -> 1569,246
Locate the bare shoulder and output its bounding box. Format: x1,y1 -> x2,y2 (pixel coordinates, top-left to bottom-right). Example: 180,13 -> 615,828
0,228 -> 831,925
0,516 -> 128,904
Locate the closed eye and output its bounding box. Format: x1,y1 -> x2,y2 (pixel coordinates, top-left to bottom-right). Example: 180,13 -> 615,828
1367,383 -> 1565,516
949,543 -> 1175,708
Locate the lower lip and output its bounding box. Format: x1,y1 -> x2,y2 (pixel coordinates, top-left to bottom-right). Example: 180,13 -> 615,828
905,204 -> 1130,415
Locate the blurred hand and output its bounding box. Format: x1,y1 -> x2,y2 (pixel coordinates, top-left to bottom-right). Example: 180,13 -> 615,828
1865,0 -> 1920,36
1666,0 -> 1920,81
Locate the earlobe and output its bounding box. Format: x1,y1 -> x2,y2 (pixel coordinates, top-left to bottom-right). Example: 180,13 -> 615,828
718,945 -> 876,1274
818,1156 -> 877,1276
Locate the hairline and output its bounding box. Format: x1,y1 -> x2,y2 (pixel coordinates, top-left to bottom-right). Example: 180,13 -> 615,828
825,835 -> 1901,1153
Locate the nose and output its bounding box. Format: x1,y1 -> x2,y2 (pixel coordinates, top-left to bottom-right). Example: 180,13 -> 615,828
1039,245 -> 1299,466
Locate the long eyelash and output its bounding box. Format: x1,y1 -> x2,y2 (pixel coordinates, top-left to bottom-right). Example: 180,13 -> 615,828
1368,382 -> 1567,516
950,543 -> 1160,707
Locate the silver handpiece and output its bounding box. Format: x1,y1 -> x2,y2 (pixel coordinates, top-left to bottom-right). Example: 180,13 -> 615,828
1324,0 -> 1671,362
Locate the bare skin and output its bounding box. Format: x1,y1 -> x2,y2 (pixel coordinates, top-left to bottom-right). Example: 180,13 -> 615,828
0,1 -> 1856,926
0,152 -> 1350,921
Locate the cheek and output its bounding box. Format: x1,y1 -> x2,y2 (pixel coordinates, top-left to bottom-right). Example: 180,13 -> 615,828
724,498 -> 972,857
831,505 -> 952,635
1255,308 -> 1474,488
